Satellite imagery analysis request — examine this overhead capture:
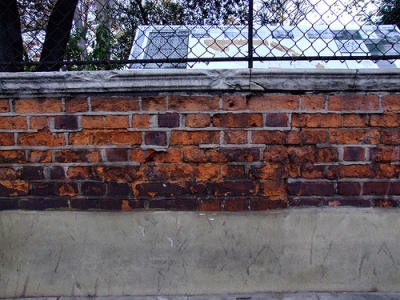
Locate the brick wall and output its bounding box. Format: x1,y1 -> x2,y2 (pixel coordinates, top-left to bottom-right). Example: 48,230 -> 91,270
1,92 -> 400,211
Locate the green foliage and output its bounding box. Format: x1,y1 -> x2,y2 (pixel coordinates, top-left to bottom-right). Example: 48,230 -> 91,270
378,0 -> 400,27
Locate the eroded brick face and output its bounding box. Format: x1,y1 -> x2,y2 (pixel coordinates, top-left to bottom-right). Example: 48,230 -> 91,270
1,92 -> 399,211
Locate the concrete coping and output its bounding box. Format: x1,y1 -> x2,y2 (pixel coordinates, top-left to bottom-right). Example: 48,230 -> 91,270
0,68 -> 399,98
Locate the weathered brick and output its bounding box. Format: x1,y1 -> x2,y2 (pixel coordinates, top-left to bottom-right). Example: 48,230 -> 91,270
250,198 -> 288,210
301,95 -> 325,110
289,198 -> 322,207
0,100 -> 10,113
55,149 -> 101,163
108,182 -> 131,197
49,166 -> 65,180
198,199 -> 222,211
30,183 -> 56,196
149,199 -> 197,210
131,148 -> 181,163
288,182 -> 335,196
185,114 -> 211,128
248,95 -> 299,110
0,168 -> 17,180
105,115 -> 129,129
81,116 -> 104,129
169,96 -> 219,111
0,133 -> 14,146
92,166 -> 140,182
380,129 -> 400,145
158,113 -> 179,128
330,129 -> 379,144
67,166 -> 90,180
131,115 -> 151,128
222,165 -> 245,179
18,166 -> 44,180
0,150 -> 26,163
14,98 -> 62,113
132,182 -> 185,197
264,146 -> 288,162
142,96 -> 166,111
252,130 -> 301,145
211,148 -> 261,162
327,165 -> 375,179
292,113 -> 341,128
338,182 -> 361,196
223,130 -> 247,144
328,95 -> 379,111
18,132 -> 65,146
145,131 -> 167,146
376,164 -> 398,178
212,113 -> 262,128
0,199 -> 19,210
19,198 -> 68,210
363,182 -> 390,195
300,129 -> 328,144
81,182 -> 106,196
170,131 -> 219,145
70,199 -> 98,210
54,115 -> 79,130
0,116 -> 27,130
325,199 -> 372,207
183,147 -> 208,162
343,114 -> 369,127
29,150 -> 52,163
382,94 -> 400,111
375,199 -> 397,207
214,181 -> 258,197
57,183 -> 78,196
301,163 -> 325,179
173,164 -> 220,180
315,147 -> 339,162
65,97 -> 88,112
224,198 -> 248,211
265,113 -> 289,127
370,113 -> 400,127
106,148 -> 128,162
222,96 -> 246,111
288,146 -> 316,163
30,116 -> 52,130
371,146 -> 400,162
0,181 -> 29,196
248,164 -> 287,179
343,147 -> 365,161
260,180 -> 286,196
91,130 -> 142,145
91,96 -> 139,112
141,164 -> 170,181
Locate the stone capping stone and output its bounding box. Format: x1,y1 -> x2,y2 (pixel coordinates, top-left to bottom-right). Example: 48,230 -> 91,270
0,68 -> 399,98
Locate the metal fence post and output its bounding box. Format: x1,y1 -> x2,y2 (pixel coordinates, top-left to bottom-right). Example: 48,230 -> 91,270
248,0 -> 253,69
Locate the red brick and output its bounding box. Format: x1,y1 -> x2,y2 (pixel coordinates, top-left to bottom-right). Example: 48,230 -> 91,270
0,150 -> 26,163
0,168 -> 17,180
326,199 -> 372,207
54,115 -> 78,130
142,96 -> 166,111
343,114 -> 369,127
214,181 -> 259,197
0,133 -> 14,146
375,199 -> 397,207
18,132 -> 65,146
67,166 -> 90,179
57,183 -> 78,196
338,182 -> 361,196
171,164 -> 220,180
222,165 -> 245,179
14,98 -> 62,113
92,166 -> 140,182
145,131 -> 167,146
292,113 -> 341,128
248,95 -> 299,110
68,131 -> 91,145
288,182 -> 335,196
301,95 -> 325,110
50,166 -> 65,179
250,198 -> 288,210
183,147 -> 208,162
376,164 -> 398,178
382,94 -> 400,111
105,115 -> 129,129
288,146 -> 315,163
81,116 -> 104,129
131,115 -> 150,128
327,165 -> 375,179
168,96 -> 219,111
65,97 -> 88,112
92,130 -> 142,146
210,148 -> 261,162
198,199 -> 222,211
343,147 -> 365,161
82,182 -> 106,196
131,148 -> 181,163
363,182 -> 390,195
370,113 -> 400,127
222,96 -> 246,110
109,182 -> 131,197
371,146 -> 400,162
248,164 -> 287,179
30,116 -> 52,130
18,166 -> 44,180
315,147 -> 338,162
0,116 -> 27,129
170,131 -> 219,145
380,129 -> 400,145
212,113 -> 262,128
185,114 -> 211,128
265,113 -> 289,127
0,100 -> 9,113
55,149 -> 101,163
0,181 -> 29,196
301,163 -> 325,179
300,129 -> 328,144
264,146 -> 288,162
141,164 -> 170,181
91,96 -> 139,112
224,198 -> 248,211
158,113 -> 179,128
260,180 -> 286,196
223,130 -> 247,144
329,129 -> 379,144
106,148 -> 129,162
132,181 -> 185,198
30,183 -> 56,196
328,95 -> 379,111
252,130 -> 301,145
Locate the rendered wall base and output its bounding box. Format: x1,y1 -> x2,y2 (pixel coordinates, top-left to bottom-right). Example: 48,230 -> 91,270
1,208 -> 400,297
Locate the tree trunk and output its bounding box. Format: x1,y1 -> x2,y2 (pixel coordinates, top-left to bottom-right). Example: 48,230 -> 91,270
36,0 -> 79,72
0,0 -> 23,72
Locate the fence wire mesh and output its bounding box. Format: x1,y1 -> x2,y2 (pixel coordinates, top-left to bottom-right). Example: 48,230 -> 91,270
1,0 -> 400,71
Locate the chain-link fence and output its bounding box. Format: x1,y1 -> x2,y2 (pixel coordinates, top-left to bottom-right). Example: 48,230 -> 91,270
1,0 -> 400,71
